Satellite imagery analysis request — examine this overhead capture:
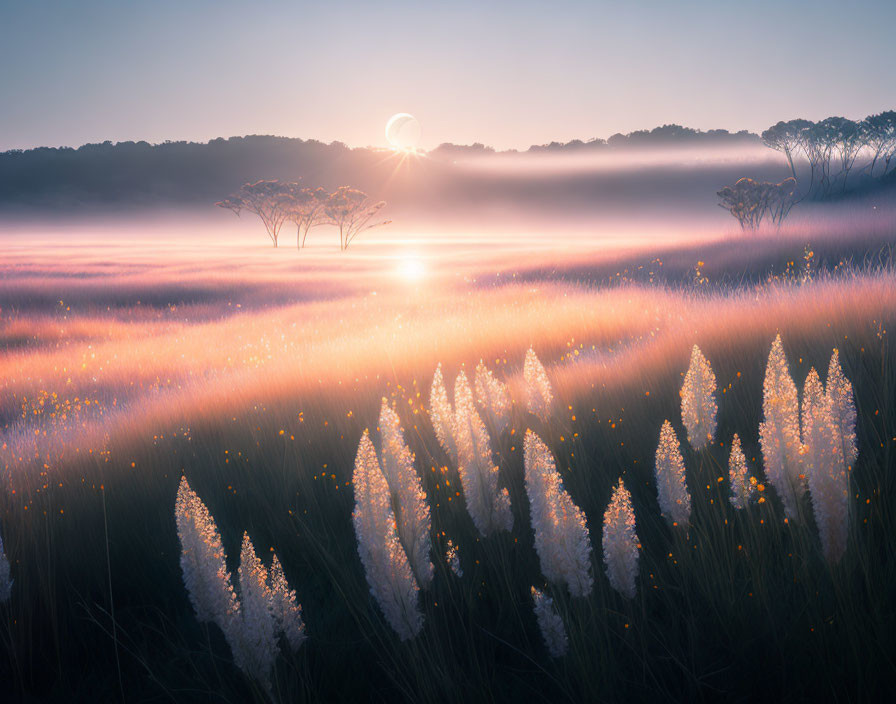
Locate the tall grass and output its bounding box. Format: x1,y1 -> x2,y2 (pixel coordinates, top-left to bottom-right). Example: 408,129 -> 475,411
0,233 -> 894,701
453,370 -> 513,536
601,479 -> 639,599
680,344 -> 717,450
654,421 -> 692,528
726,433 -> 756,509
523,430 -> 593,597
351,430 -> 423,642
376,399 -> 433,587
0,530 -> 11,602
759,334 -> 805,519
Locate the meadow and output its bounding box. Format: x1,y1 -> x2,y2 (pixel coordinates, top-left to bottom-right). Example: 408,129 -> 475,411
0,207 -> 895,702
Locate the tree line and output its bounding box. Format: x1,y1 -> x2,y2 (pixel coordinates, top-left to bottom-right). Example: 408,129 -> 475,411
761,112 -> 896,197
0,136 -> 392,212
217,181 -> 389,250
717,110 -> 896,229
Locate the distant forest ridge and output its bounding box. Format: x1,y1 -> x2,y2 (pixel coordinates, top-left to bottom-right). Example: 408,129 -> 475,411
1,123 -> 761,160
0,124 -> 765,212
1,117 -> 892,213
434,124 -> 760,156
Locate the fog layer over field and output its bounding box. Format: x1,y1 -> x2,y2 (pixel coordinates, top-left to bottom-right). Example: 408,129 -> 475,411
1,142 -> 895,702
1,162 -> 894,488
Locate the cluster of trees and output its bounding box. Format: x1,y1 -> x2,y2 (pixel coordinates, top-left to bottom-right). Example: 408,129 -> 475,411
719,110 -> 894,228
529,124 -> 758,153
761,112 -> 896,198
717,177 -> 797,230
217,180 -> 389,250
0,136 -> 388,212
428,125 -> 760,159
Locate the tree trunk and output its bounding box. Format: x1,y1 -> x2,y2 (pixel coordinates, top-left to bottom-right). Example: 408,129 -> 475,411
786,151 -> 796,181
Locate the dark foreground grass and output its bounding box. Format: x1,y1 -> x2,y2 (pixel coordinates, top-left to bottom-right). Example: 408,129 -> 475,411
0,303 -> 893,703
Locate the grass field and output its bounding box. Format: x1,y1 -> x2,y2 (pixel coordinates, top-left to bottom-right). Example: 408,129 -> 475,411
1,214 -> 895,702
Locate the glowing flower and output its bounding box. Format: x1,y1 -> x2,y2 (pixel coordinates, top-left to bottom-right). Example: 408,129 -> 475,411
474,359 -> 511,435
352,431 -> 423,640
174,479 -> 307,687
826,349 -> 858,470
802,369 -> 850,564
454,369 -> 476,415
377,398 -> 433,587
801,367 -> 826,445
524,348 -> 553,422
0,530 -> 11,602
174,476 -> 239,628
759,334 -> 805,519
654,421 -> 691,527
454,371 -> 513,535
429,363 -> 458,464
445,539 -> 463,578
230,533 -> 279,692
602,479 -> 639,599
524,430 -> 593,597
728,433 -> 755,509
531,586 -> 568,657
680,345 -> 717,450
268,553 -> 307,652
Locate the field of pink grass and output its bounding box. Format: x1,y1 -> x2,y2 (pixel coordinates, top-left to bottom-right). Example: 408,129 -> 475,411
0,207 -> 894,702
1,212 -> 893,493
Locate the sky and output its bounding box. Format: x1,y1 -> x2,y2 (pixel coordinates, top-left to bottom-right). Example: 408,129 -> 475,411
1,0 -> 895,152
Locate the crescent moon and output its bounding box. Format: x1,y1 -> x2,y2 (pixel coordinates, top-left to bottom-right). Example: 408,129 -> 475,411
385,113 -> 418,148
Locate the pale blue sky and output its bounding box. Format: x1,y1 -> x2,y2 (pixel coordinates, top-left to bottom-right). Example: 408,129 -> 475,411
1,0 -> 894,151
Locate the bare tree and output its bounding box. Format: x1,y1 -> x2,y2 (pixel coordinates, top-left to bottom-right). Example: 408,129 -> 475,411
810,120 -> 843,196
324,187 -> 390,250
761,111 -> 896,200
794,121 -> 824,197
216,180 -> 291,247
762,120 -> 810,181
820,117 -> 865,191
864,111 -> 896,178
279,185 -> 330,250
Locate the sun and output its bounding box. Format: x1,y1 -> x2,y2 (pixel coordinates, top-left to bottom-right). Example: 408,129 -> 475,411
385,113 -> 421,152
396,255 -> 426,282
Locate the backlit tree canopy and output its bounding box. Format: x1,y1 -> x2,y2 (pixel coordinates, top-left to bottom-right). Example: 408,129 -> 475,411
760,111 -> 896,199
217,181 -> 389,250
324,186 -> 390,251
278,185 -> 329,250
217,180 -> 290,247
